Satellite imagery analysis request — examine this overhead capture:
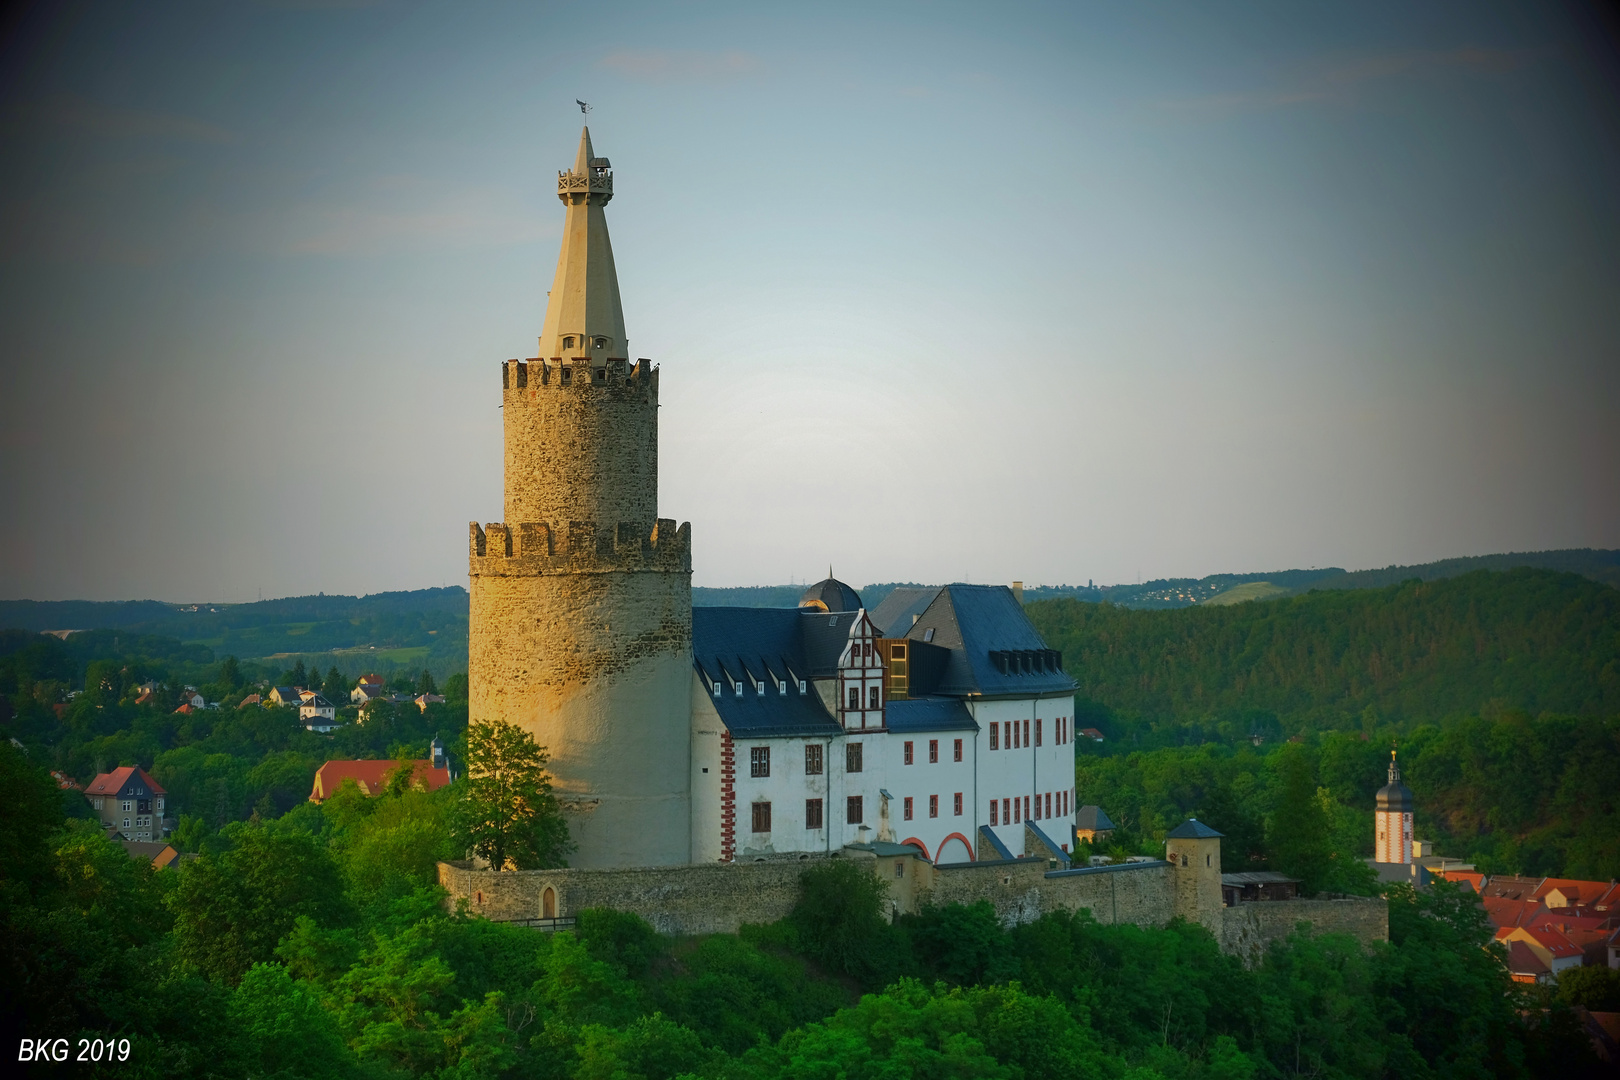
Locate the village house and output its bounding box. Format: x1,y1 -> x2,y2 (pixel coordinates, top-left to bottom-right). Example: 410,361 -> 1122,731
350,674 -> 387,705
309,739 -> 453,801
83,766 -> 168,842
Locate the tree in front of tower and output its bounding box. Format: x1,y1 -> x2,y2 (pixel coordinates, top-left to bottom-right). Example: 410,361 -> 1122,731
453,719 -> 572,870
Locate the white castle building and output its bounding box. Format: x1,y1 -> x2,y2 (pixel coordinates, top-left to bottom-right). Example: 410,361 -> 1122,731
691,579 -> 1079,865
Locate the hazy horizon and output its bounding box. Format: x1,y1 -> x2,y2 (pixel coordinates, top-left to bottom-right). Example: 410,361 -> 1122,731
4,1 -> 1618,602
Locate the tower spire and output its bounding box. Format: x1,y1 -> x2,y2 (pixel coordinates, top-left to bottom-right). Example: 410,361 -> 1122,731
538,125 -> 628,364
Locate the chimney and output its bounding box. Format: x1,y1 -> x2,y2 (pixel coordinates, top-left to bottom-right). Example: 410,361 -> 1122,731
1012,581 -> 1024,604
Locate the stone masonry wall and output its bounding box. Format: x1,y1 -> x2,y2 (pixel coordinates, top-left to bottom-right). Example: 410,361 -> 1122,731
922,860 -> 1177,929
1219,896 -> 1390,967
439,855 -> 1389,957
468,559 -> 693,868
502,358 -> 658,529
441,857 -> 832,935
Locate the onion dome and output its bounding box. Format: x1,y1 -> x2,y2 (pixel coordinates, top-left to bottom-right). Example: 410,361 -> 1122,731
1376,750 -> 1413,813
799,567 -> 862,613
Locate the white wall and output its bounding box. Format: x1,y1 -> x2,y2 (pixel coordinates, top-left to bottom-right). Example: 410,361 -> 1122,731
970,695 -> 1076,856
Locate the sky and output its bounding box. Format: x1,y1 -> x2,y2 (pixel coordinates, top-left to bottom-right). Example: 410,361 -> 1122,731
1,0 -> 1618,601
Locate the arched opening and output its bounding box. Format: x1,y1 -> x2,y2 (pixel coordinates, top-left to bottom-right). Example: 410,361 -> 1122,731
542,887 -> 557,920
936,833 -> 975,865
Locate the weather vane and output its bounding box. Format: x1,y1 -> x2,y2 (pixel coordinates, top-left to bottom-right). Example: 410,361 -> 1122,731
576,99 -> 591,115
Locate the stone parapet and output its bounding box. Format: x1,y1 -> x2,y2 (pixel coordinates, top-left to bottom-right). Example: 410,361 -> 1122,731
469,519 -> 691,576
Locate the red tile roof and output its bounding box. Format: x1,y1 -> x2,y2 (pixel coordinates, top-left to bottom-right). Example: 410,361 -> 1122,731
309,759 -> 450,802
1520,926 -> 1585,959
1483,896 -> 1540,929
1535,877 -> 1616,907
1437,869 -> 1485,893
84,766 -> 166,797
1481,875 -> 1543,902
1505,940 -> 1549,980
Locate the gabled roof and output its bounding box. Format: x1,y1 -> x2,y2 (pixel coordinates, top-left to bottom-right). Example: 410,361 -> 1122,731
84,765 -> 166,797
1436,869 -> 1484,893
1166,818 -> 1224,839
1516,926 -> 1584,958
1482,896 -> 1539,929
118,839 -> 178,867
1534,877 -> 1616,907
885,697 -> 977,733
899,585 -> 1075,698
1505,940 -> 1549,976
1480,875 -> 1544,901
871,587 -> 942,638
1075,804 -> 1116,831
309,760 -> 451,802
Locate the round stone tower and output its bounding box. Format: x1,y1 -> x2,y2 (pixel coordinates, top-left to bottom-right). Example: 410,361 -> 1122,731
1165,817 -> 1225,930
469,127 -> 693,868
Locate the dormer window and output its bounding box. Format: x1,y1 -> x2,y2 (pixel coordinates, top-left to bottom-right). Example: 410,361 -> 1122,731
712,680 -> 721,698
778,681 -> 787,696
757,681 -> 765,696
735,682 -> 743,697
798,680 -> 807,695
563,336 -> 575,349
593,337 -> 607,349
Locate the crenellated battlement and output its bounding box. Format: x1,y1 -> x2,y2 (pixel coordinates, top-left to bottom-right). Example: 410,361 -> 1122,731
470,517 -> 691,576
503,358 -> 658,389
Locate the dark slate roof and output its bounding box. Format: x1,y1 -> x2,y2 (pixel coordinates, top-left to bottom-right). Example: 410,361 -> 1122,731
1165,818 -> 1225,839
885,697 -> 978,734
1075,804 -> 1117,831
1376,780 -> 1414,812
978,825 -> 1015,861
1221,871 -> 1300,885
871,587 -> 941,638
693,607 -> 842,739
901,585 -> 1076,698
799,577 -> 863,613
798,609 -> 863,676
847,840 -> 929,859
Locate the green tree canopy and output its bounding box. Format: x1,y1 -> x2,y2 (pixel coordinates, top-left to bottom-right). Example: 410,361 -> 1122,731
451,719 -> 571,871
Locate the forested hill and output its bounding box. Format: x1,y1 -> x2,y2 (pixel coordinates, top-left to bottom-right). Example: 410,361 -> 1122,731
1026,568 -> 1620,741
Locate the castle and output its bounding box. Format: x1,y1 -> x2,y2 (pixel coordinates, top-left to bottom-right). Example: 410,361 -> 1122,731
449,128 -> 1387,955
468,127 -> 1080,871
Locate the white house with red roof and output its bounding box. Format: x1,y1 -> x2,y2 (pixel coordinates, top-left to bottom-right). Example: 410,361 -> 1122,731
83,766 -> 168,842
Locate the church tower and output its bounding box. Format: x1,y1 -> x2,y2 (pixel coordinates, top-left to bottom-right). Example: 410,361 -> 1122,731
1374,749 -> 1413,864
468,128 -> 693,868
